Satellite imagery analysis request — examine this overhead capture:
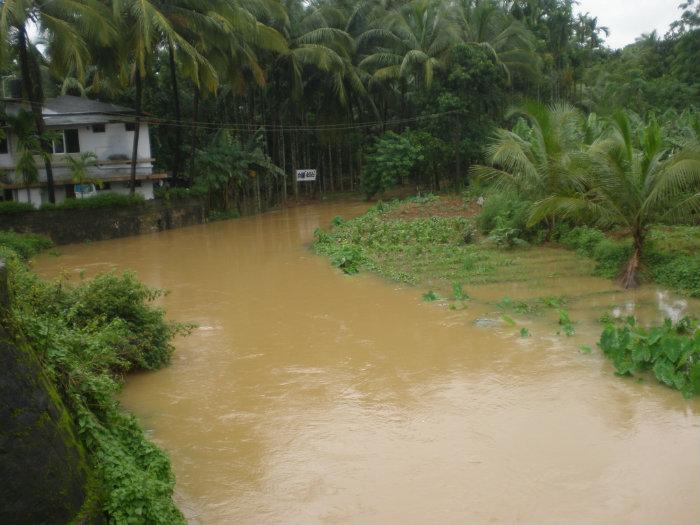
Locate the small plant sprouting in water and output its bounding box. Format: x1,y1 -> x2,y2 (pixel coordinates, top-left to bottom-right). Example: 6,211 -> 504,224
498,296 -> 534,314
539,296 -> 567,308
331,215 -> 345,227
520,327 -> 530,337
558,309 -> 576,336
423,290 -> 439,302
579,344 -> 593,354
501,314 -> 516,326
452,282 -> 470,301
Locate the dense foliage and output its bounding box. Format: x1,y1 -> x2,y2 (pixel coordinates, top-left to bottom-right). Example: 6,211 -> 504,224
0,240 -> 190,524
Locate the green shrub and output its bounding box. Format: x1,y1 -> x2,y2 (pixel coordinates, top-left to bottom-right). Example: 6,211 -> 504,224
476,193 -> 532,237
559,226 -> 606,255
361,131 -> 423,199
0,231 -> 53,260
599,317 -> 700,398
42,192 -> 145,211
592,238 -> 632,278
0,200 -> 35,214
648,255 -> 700,297
6,257 -> 190,523
154,186 -> 207,201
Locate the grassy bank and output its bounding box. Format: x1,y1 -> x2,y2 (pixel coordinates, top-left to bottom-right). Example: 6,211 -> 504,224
0,233 -> 189,524
314,195 -> 700,397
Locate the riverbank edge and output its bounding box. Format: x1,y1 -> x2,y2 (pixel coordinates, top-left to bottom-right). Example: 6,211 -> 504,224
0,246 -> 186,523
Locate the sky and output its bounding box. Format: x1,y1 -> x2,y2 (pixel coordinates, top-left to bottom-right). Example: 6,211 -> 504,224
575,0 -> 682,49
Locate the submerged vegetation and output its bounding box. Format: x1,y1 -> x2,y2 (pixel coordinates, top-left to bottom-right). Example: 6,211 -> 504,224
314,195 -> 700,396
0,236 -> 189,523
599,317 -> 700,398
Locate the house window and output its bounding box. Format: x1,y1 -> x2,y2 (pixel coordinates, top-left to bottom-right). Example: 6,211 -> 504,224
0,136 -> 8,154
65,129 -> 80,153
92,124 -> 106,133
125,122 -> 136,131
52,134 -> 65,153
47,129 -> 80,154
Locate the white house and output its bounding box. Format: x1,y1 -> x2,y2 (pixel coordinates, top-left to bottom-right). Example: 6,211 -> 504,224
0,95 -> 167,207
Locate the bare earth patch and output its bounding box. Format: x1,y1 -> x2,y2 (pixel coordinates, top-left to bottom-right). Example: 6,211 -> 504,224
383,196 -> 480,220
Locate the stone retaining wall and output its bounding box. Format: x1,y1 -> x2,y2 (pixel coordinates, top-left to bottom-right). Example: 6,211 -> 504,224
0,199 -> 208,245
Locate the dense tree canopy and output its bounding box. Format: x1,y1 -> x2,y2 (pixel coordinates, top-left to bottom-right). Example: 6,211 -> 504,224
0,0 -> 698,206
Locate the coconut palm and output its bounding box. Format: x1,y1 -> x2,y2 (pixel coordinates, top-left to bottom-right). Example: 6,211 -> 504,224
470,100 -> 586,203
109,0 -> 217,193
530,111 -> 700,288
449,0 -> 540,82
359,0 -> 459,90
0,0 -> 114,203
156,0 -> 287,184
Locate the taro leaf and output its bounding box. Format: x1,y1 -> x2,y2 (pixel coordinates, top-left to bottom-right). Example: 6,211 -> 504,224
653,359 -> 678,388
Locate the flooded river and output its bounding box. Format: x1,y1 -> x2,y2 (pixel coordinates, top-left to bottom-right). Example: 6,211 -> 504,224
35,203 -> 700,525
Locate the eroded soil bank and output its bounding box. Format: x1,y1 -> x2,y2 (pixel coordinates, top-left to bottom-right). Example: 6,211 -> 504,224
35,202 -> 700,525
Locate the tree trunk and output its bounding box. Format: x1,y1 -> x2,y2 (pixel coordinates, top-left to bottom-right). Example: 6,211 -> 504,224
189,85 -> 200,179
130,68 -> 143,195
167,42 -> 182,186
621,231 -> 644,289
18,26 -> 55,204
281,127 -> 287,201
291,129 -> 298,199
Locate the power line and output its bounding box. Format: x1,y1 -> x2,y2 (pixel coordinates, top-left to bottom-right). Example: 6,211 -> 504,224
2,95 -> 463,132
148,109 -> 463,132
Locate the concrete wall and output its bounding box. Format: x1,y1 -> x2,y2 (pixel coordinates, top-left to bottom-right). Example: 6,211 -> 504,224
1,198 -> 208,245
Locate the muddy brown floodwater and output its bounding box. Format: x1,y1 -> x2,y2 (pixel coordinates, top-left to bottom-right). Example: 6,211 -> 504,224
35,202 -> 700,525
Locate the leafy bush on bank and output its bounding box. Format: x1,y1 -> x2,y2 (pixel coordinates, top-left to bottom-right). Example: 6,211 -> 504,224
556,225 -> 632,278
0,201 -> 35,214
0,231 -> 53,260
0,239 -> 189,524
599,317 -> 700,398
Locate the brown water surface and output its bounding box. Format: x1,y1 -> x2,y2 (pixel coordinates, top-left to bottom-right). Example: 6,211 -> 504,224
35,203 -> 700,525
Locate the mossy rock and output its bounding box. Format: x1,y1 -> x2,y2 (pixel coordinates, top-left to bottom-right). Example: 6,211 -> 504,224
0,263 -> 90,524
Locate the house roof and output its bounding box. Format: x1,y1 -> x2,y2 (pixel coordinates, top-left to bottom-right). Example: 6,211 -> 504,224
4,95 -> 137,126
43,95 -> 134,116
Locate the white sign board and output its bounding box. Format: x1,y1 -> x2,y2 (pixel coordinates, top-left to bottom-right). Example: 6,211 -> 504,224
296,169 -> 317,182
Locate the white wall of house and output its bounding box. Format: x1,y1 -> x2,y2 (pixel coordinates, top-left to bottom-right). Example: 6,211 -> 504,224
78,122 -> 151,161
12,182 -> 154,207
14,186 -> 69,206
0,138 -> 13,169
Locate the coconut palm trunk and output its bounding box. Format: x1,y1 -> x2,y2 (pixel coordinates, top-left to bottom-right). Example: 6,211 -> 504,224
17,26 -> 55,204
168,42 -> 183,186
621,228 -> 645,289
130,69 -> 143,195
